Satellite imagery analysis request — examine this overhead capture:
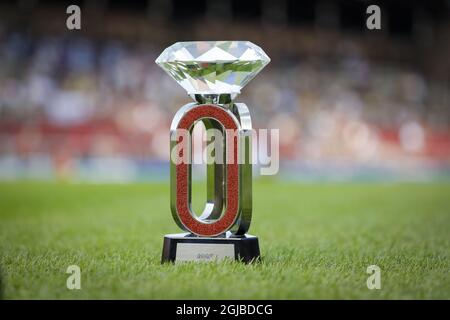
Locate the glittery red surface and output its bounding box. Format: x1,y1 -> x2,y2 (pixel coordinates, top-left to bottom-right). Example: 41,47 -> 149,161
175,104 -> 239,237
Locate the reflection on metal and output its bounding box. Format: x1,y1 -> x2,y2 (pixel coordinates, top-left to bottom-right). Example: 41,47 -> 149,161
170,103 -> 253,237
190,93 -> 236,105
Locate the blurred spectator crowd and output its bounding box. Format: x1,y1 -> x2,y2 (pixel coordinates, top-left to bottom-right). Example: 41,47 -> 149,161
0,4 -> 449,181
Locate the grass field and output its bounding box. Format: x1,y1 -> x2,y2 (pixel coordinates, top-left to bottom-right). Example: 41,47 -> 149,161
0,180 -> 449,299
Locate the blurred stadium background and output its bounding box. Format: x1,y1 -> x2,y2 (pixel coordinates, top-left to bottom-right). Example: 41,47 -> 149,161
0,0 -> 449,182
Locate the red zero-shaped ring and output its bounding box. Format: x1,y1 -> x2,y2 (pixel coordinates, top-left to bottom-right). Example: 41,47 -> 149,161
176,104 -> 239,236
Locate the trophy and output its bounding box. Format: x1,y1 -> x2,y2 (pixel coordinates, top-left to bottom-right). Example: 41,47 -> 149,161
156,41 -> 270,263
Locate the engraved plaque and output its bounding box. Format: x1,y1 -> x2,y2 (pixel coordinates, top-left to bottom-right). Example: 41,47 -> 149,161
176,243 -> 235,262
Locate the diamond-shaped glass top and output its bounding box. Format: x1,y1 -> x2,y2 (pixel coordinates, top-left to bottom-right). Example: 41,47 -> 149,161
155,41 -> 270,98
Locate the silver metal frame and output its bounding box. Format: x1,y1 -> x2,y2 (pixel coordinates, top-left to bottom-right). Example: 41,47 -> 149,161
170,102 -> 253,236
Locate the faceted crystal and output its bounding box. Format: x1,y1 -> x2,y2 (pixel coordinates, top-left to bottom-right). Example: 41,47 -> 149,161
155,41 -> 270,99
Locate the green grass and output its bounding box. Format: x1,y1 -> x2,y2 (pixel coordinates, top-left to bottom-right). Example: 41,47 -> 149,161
0,180 -> 449,299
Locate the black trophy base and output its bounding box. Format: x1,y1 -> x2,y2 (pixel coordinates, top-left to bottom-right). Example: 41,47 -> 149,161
161,233 -> 260,264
